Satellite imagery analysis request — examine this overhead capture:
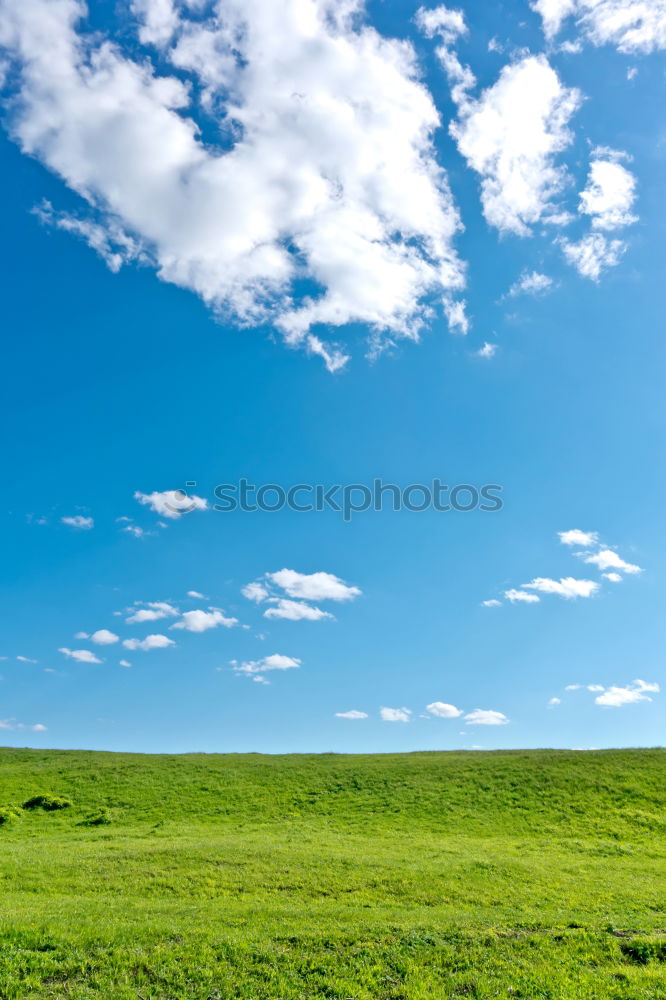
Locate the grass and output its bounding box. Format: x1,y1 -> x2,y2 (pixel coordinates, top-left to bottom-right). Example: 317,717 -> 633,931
0,747 -> 665,998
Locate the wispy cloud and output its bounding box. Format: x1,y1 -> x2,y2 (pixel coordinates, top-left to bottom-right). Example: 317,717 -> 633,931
59,647 -> 102,664
61,515 -> 93,530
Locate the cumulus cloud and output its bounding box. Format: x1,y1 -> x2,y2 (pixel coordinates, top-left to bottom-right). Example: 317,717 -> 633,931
125,601 -> 179,623
579,151 -> 637,230
475,342 -> 497,359
241,582 -> 270,603
504,588 -> 541,604
61,515 -> 93,530
266,569 -> 361,602
263,599 -> 333,622
122,633 -> 175,651
561,233 -> 626,280
464,708 -> 509,725
171,608 -> 238,632
595,678 -> 659,707
335,709 -> 369,719
582,549 -> 642,574
89,629 -> 119,645
548,696 -> 561,706
508,270 -> 554,296
380,706 -> 412,722
559,528 -> 599,547
426,701 -> 463,718
134,490 -> 208,519
603,571 -> 623,582
0,0 -> 466,367
532,0 -> 666,53
233,653 -> 301,676
523,576 -> 600,598
449,55 -> 580,235
482,598 -> 502,607
58,647 -> 102,663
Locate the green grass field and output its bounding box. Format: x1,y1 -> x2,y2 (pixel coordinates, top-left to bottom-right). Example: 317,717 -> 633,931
0,747 -> 665,999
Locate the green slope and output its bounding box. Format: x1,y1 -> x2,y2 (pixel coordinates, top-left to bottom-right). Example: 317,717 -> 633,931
0,748 -> 664,998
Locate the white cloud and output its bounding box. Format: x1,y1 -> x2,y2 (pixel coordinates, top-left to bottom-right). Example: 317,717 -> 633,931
35,200 -> 145,273
266,569 -> 361,602
0,0 -> 466,365
0,718 -> 47,732
61,515 -> 94,530
587,684 -> 605,691
380,706 -> 412,722
415,5 -> 468,45
508,270 -> 554,296
532,0 -> 666,53
88,629 -> 119,645
565,683 -> 581,690
560,233 -> 625,279
504,588 -> 541,604
187,590 -> 205,599
603,571 -> 623,582
16,655 -> 38,663
559,528 -> 599,547
443,297 -> 470,335
125,601 -> 179,624
595,679 -> 660,707
583,549 -> 642,574
233,653 -> 301,676
122,633 -> 175,651
523,576 -> 600,598
263,599 -> 333,621
119,659 -> 132,667
579,153 -> 637,230
335,709 -> 368,719
449,55 -> 580,235
464,708 -> 509,725
426,701 -> 463,718
134,490 -> 208,519
475,342 -> 497,359
59,647 -> 102,663
171,608 -> 238,632
241,582 -> 270,603
482,598 -> 502,607
548,696 -> 561,706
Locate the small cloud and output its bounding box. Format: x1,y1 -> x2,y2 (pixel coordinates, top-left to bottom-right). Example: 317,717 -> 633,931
595,679 -> 659,708
16,655 -> 38,663
242,582 -> 270,603
59,647 -> 102,664
61,515 -> 94,530
464,708 -> 509,726
125,602 -> 179,624
475,342 -> 497,359
171,608 -> 238,632
122,634 -> 175,652
119,659 -> 132,668
559,529 -> 599,547
565,684 -> 581,691
134,489 -> 208,520
266,569 -> 361,602
523,577 -> 600,599
508,270 -> 554,297
583,549 -> 642,575
481,599 -> 502,608
335,710 -> 368,719
587,684 -> 604,692
90,629 -> 119,645
187,590 -> 205,599
233,654 -> 301,677
380,706 -> 412,723
0,718 -> 47,732
603,572 -> 623,583
548,696 -> 561,707
504,589 -> 540,604
426,701 -> 463,718
264,599 -> 333,621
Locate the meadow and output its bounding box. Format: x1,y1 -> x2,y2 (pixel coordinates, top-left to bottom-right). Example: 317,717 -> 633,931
0,747 -> 664,999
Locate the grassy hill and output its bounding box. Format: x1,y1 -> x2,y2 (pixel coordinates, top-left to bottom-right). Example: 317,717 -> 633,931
0,747 -> 664,998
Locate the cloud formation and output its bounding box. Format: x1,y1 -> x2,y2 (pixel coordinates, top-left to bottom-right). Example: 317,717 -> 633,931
0,0 -> 466,368
122,634 -> 175,651
134,490 -> 208,519
380,706 -> 412,722
171,608 -> 238,632
532,0 -> 666,53
464,708 -> 509,725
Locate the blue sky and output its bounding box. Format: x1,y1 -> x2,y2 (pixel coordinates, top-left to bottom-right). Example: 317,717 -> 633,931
0,0 -> 665,752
